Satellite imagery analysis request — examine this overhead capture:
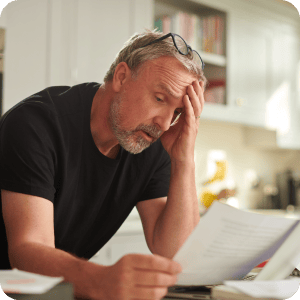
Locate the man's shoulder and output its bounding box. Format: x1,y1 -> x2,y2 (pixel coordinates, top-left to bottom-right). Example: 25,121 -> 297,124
0,95 -> 53,132
0,82 -> 100,128
46,82 -> 100,99
47,82 -> 100,117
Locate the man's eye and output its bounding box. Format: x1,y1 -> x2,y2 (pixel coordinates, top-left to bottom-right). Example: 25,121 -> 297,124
156,97 -> 163,102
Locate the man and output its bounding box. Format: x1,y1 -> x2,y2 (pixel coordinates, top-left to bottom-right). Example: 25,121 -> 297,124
0,30 -> 207,299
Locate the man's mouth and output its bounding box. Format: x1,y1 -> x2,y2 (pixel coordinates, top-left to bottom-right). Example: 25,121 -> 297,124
134,124 -> 162,142
141,130 -> 154,142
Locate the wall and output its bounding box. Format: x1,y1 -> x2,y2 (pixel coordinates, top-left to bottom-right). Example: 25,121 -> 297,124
195,119 -> 300,209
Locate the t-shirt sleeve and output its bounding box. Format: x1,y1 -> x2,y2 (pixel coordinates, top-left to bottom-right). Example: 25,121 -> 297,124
0,102 -> 57,201
139,146 -> 171,201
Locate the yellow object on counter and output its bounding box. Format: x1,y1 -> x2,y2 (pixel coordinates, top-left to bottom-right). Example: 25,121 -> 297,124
200,190 -> 218,208
203,160 -> 227,186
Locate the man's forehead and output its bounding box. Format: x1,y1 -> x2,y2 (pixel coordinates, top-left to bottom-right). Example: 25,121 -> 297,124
144,57 -> 197,96
155,82 -> 181,100
145,57 -> 194,77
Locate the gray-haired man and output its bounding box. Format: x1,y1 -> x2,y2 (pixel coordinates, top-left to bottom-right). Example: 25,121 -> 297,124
1,30 -> 206,299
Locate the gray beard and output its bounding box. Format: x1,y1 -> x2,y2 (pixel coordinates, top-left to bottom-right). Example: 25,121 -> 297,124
108,94 -> 162,154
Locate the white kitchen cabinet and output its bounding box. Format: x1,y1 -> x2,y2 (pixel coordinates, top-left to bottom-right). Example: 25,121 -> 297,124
201,11 -> 273,127
71,0 -> 153,85
73,0 -> 135,84
48,0 -> 153,86
2,0 -> 153,112
273,30 -> 300,149
3,0 -> 49,112
227,15 -> 273,127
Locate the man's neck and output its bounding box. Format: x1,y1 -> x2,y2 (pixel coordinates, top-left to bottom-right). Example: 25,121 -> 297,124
90,84 -> 119,157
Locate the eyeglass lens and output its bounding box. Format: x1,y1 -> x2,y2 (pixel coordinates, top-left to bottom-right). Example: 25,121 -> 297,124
173,34 -> 204,69
173,35 -> 189,55
192,51 -> 204,68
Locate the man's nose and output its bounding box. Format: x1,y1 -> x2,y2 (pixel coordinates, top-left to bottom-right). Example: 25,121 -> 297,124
153,112 -> 173,132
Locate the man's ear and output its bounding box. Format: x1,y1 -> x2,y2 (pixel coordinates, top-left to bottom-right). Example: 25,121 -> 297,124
112,62 -> 132,92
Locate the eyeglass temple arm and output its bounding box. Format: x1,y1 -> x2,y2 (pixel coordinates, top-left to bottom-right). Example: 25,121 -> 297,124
141,33 -> 173,48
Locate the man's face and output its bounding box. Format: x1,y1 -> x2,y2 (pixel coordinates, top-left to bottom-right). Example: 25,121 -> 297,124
108,56 -> 197,154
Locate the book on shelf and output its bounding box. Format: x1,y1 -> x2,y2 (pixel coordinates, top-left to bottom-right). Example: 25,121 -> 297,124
204,79 -> 226,104
202,15 -> 225,55
154,18 -> 163,32
162,15 -> 171,33
154,11 -> 225,56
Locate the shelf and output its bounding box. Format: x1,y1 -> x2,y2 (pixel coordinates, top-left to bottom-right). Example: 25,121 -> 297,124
155,0 -> 225,17
154,0 -> 227,65
154,0 -> 227,105
200,52 -> 226,67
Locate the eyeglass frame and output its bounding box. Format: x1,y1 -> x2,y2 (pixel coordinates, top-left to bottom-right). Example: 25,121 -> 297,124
140,32 -> 205,70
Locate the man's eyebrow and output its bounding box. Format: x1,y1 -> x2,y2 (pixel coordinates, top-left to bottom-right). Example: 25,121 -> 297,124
156,83 -> 181,100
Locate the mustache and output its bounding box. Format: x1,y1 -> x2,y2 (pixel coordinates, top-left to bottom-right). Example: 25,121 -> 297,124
134,124 -> 162,139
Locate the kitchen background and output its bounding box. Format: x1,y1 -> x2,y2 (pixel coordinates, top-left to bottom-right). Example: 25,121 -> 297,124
0,0 -> 299,264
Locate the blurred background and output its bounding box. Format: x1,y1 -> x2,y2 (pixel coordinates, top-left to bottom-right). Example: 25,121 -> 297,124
0,0 -> 299,264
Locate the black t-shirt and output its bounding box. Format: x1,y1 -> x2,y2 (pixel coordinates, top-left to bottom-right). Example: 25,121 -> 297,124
0,82 -> 171,269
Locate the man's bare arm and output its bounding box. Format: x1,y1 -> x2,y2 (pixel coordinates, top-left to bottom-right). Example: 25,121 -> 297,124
137,160 -> 199,259
2,190 -> 98,298
137,81 -> 204,259
2,190 -> 181,299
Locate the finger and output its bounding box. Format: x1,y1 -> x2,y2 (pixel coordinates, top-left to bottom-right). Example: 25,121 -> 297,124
199,80 -> 205,90
191,80 -> 205,109
128,254 -> 182,274
132,286 -> 168,300
192,81 -> 205,115
186,84 -> 199,116
197,81 -> 205,111
182,94 -> 197,127
193,80 -> 203,97
133,269 -> 178,287
186,84 -> 203,119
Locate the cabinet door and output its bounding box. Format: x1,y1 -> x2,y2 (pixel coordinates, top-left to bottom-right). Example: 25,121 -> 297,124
72,0 -> 152,85
274,31 -> 300,149
3,0 -> 49,112
74,0 -> 131,84
229,16 -> 273,127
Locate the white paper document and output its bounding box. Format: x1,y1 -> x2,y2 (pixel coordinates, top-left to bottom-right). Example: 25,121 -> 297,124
224,279 -> 300,299
173,202 -> 300,285
0,269 -> 63,294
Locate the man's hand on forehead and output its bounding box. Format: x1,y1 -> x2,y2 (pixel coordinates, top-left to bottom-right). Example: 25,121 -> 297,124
160,78 -> 205,161
183,80 -> 204,117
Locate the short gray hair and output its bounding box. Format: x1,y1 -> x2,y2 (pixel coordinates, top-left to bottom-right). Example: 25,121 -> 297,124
103,29 -> 207,88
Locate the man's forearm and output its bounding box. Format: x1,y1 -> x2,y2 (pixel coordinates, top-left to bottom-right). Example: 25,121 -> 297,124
9,242 -> 106,299
152,160 -> 200,258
